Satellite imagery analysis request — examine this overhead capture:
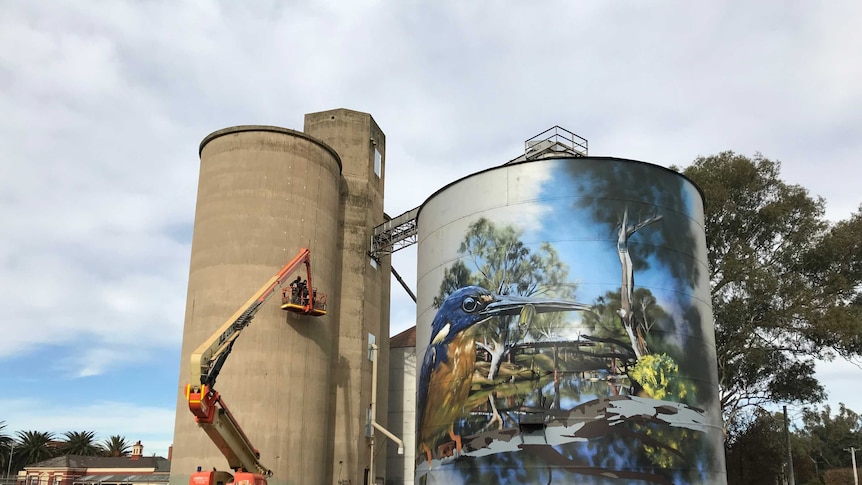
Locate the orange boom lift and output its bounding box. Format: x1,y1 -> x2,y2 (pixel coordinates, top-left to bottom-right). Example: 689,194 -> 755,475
186,248 -> 326,485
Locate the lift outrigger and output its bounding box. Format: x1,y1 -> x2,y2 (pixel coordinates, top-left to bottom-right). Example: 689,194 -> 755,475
186,248 -> 326,485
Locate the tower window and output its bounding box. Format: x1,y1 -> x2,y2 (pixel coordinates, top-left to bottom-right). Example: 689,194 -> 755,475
373,148 -> 382,178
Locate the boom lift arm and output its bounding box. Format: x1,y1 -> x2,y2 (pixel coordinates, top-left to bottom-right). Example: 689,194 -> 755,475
186,248 -> 324,478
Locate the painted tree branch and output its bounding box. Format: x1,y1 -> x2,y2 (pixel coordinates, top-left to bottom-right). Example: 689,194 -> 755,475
617,208 -> 663,358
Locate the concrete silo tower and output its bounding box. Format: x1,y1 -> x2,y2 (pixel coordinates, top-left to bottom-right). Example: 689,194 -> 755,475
170,109 -> 391,485
304,110 -> 392,485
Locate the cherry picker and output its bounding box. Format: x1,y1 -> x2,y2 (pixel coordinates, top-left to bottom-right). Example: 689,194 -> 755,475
186,248 -> 326,485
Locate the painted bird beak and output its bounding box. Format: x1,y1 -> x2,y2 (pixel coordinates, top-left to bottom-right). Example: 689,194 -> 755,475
479,293 -> 593,316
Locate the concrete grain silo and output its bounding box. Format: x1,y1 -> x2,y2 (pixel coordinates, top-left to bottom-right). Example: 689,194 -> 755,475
414,149 -> 726,484
170,109 -> 391,485
305,110 -> 392,485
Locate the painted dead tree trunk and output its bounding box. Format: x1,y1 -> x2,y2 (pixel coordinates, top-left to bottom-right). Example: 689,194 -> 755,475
417,158 -> 726,484
477,302 -> 536,380
477,336 -> 506,380
616,208 -> 662,358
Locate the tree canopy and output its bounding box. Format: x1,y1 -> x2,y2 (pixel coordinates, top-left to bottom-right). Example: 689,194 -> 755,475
800,403 -> 862,472
102,435 -> 131,457
0,426 -> 135,475
724,403 -> 862,484
14,430 -> 58,467
679,152 -> 862,424
60,430 -> 103,456
724,408 -> 788,484
1,421 -> 13,475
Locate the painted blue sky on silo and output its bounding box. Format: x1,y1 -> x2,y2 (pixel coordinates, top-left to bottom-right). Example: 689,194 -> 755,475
502,158 -> 708,339
416,157 -> 723,484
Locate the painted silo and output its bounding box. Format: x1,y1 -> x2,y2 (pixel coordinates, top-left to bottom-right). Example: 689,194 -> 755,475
170,126 -> 341,485
415,157 -> 725,484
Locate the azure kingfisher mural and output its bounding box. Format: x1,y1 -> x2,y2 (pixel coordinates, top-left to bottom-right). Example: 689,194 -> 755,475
415,157 -> 726,484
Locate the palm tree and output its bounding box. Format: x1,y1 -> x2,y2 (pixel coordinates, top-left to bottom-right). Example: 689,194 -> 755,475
101,435 -> 130,457
60,431 -> 102,456
15,431 -> 57,466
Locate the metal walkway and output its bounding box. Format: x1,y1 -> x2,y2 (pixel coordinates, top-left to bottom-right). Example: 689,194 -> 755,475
370,207 -> 419,260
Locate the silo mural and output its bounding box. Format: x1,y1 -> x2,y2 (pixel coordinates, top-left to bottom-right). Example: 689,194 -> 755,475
415,157 -> 726,484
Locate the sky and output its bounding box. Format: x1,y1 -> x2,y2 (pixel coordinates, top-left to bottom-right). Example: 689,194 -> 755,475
1,0 -> 860,461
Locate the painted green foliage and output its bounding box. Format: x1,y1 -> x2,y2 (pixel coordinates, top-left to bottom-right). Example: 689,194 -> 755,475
630,353 -> 692,402
417,158 -> 720,484
433,217 -> 575,380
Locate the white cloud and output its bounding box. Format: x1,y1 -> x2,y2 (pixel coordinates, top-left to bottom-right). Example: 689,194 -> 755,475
498,163 -> 555,233
0,0 -> 860,462
0,2 -> 195,374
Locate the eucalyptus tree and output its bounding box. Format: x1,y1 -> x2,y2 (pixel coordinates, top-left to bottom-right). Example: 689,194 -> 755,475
679,152 -> 862,425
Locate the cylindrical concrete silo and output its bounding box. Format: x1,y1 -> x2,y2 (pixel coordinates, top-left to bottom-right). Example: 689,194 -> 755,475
415,157 -> 726,484
170,126 -> 341,485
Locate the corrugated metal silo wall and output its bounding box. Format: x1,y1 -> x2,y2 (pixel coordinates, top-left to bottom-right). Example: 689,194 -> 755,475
415,157 -> 726,485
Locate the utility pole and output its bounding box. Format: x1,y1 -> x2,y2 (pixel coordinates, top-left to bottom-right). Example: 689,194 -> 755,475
783,406 -> 795,485
844,447 -> 858,485
5,442 -> 14,483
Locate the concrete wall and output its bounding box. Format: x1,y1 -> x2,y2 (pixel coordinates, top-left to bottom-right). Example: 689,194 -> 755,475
170,125 -> 343,485
171,110 -> 393,485
304,109 -> 391,485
